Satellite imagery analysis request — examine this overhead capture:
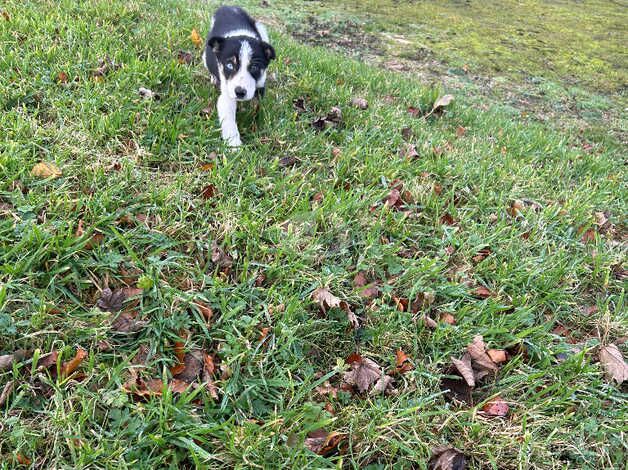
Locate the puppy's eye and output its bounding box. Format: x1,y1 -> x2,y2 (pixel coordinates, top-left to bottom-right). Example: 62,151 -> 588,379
225,63 -> 235,71
249,65 -> 259,73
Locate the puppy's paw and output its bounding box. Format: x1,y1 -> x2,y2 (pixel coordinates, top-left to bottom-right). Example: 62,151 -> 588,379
225,134 -> 242,148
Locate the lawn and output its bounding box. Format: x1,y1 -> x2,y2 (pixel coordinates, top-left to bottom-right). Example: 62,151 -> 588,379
0,0 -> 626,468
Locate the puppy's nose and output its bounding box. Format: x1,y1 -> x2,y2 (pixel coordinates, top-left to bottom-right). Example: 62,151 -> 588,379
235,87 -> 247,99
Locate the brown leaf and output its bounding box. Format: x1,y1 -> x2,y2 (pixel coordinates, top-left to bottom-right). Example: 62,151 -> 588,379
487,349 -> 507,364
279,155 -> 299,167
331,147 -> 342,158
315,381 -> 338,399
60,348 -> 87,379
370,374 -> 395,395
594,211 -> 608,227
0,354 -> 14,370
16,454 -> 31,466
506,199 -> 524,218
401,127 -> 413,141
411,291 -> 436,313
399,143 -> 419,159
432,94 -> 454,112
326,106 -> 342,123
428,446 -> 467,470
211,241 -> 233,269
424,315 -> 438,329
467,336 -> 499,371
195,302 -> 213,322
472,247 -> 492,264
393,296 -> 409,312
395,349 -> 414,374
293,97 -> 307,113
472,286 -> 494,299
599,344 -> 628,384
170,341 -> 186,376
581,228 -> 596,243
343,355 -> 382,393
311,287 -> 341,312
451,354 -> 475,387
57,71 -> 69,83
482,396 -> 509,417
173,349 -> 204,383
440,312 -> 456,325
304,430 -> 346,456
201,184 -> 218,200
111,312 -> 147,333
339,301 -> 359,329
202,352 -> 219,399
190,28 -> 203,48
168,378 -> 191,394
177,50 -> 193,65
258,326 -> 271,343
311,191 -> 324,204
455,126 -> 466,138
97,288 -> 126,312
1,10 -> 10,21
440,213 -> 455,225
407,106 -> 422,118
353,271 -> 368,287
351,97 -> 368,109
37,351 -> 59,371
31,162 -> 62,178
0,380 -> 14,406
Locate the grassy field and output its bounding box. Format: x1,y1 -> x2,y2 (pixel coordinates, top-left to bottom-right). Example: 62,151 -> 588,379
1,0 -> 626,468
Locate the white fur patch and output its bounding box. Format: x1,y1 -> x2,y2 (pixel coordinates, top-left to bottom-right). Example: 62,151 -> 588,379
223,41 -> 256,101
224,28 -> 258,39
255,22 -> 269,42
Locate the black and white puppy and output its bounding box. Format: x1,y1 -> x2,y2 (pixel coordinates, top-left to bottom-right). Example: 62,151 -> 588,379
203,6 -> 275,147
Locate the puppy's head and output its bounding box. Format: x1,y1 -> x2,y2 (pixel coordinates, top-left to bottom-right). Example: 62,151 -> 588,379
208,36 -> 275,101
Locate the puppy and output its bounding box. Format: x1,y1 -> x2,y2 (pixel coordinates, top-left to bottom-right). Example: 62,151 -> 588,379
203,6 -> 275,147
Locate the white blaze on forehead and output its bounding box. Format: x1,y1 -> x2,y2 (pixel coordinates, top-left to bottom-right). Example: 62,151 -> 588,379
224,29 -> 258,39
224,40 -> 256,100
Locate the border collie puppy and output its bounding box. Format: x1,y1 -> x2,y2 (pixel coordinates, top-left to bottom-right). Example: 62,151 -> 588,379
203,6 -> 275,147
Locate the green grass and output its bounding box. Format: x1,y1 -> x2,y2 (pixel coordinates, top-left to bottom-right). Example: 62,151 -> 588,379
1,0 -> 627,468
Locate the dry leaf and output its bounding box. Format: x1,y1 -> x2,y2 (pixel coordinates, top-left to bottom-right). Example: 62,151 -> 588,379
173,350 -> 204,383
482,396 -> 509,417
472,286 -> 494,299
395,349 -> 414,374
31,162 -> 62,178
195,302 -> 213,322
393,296 -> 409,312
440,213 -> 455,225
343,355 -> 382,393
177,50 -> 193,65
411,291 -> 435,313
304,430 -> 346,456
451,354 -> 475,387
440,312 -> 456,325
599,344 -> 628,384
432,94 -> 454,111
190,28 -> 203,48
581,228 -> 596,243
315,381 -> 338,399
467,336 -> 499,371
407,106 -> 422,117
60,348 -> 87,379
57,71 -> 69,83
424,315 -> 438,329
111,312 -> 147,333
211,241 -> 233,269
201,184 -> 218,200
370,375 -> 395,395
487,349 -> 507,364
16,454 -> 31,466
202,352 -> 219,399
311,287 -> 341,312
455,126 -> 466,137
399,143 -> 419,159
339,301 -> 359,329
401,127 -> 413,140
0,354 -> 13,370
0,380 -> 14,406
170,341 -> 186,375
428,446 -> 467,470
97,288 -> 126,312
351,97 -> 368,109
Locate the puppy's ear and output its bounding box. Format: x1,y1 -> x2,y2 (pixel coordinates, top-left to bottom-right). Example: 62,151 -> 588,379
261,42 -> 275,61
208,36 -> 224,53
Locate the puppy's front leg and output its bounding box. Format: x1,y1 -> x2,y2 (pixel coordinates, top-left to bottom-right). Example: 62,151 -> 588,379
217,93 -> 241,147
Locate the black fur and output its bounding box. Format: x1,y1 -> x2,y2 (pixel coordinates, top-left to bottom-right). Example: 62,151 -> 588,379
204,6 -> 275,88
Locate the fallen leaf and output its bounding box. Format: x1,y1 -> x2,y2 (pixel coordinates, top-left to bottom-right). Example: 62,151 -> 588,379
393,296 -> 409,312
60,348 -> 87,379
467,336 -> 498,371
190,28 -> 203,48
486,349 -> 507,364
507,199 -> 524,218
594,211 -> 608,227
331,147 -> 342,157
201,184 -> 218,200
16,454 -> 31,466
0,380 -> 14,406
312,287 -> 341,312
370,374 -> 395,395
173,349 -> 204,383
581,228 -> 596,243
351,97 -> 368,109
395,349 -> 414,374
455,126 -> 466,137
315,381 -> 338,399
407,106 -> 422,117
599,344 -> 628,384
31,162 -> 62,178
92,56 -> 120,79
0,354 -> 13,370
440,213 -> 455,225
401,127 -> 413,140
202,352 -> 219,399
411,291 -> 435,313
399,143 -> 419,159
138,87 -> 156,99
451,354 -> 475,387
440,312 -> 456,325
424,315 -> 438,329
472,247 -> 492,264
431,94 -> 454,112
170,341 -> 186,375
57,71 -> 69,83
428,446 -> 467,470
482,396 -> 509,417
177,50 -> 193,65
353,271 -> 379,299
304,430 -> 346,456
37,351 -> 59,371
97,288 -> 127,312
258,326 -> 271,343
293,97 -> 307,114
111,312 -> 147,333
211,241 -> 233,269
472,286 -> 494,299
342,355 -> 382,393
279,155 -> 299,167
194,302 -> 213,322
311,192 -> 324,204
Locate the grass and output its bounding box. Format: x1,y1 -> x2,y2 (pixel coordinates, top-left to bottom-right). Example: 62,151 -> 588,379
1,0 -> 626,468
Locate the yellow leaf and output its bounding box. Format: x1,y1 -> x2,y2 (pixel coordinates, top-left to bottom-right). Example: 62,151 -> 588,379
190,28 -> 203,48
31,162 -> 62,178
